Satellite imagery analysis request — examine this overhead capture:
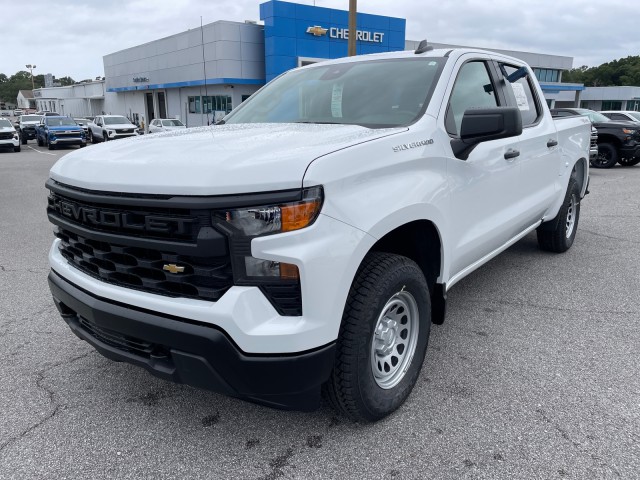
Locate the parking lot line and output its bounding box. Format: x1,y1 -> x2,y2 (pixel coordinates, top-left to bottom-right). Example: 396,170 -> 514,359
27,145 -> 58,156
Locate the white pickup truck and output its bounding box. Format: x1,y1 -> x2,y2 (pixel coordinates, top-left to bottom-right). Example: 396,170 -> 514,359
46,45 -> 591,421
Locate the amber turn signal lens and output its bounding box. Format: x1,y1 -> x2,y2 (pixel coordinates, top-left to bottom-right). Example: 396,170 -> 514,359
281,199 -> 322,232
279,263 -> 300,279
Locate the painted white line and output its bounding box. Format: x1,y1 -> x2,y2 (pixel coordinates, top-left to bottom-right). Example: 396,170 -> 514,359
27,145 -> 57,156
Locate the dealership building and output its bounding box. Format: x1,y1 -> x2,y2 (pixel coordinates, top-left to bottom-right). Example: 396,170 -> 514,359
33,0 -> 585,126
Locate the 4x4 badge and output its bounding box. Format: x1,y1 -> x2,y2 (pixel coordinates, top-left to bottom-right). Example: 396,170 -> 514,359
163,264 -> 185,274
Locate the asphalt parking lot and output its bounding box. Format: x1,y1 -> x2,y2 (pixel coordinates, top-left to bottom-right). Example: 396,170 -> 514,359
1,144 -> 638,479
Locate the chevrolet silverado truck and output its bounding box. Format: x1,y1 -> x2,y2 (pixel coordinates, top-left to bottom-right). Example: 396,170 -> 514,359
551,107 -> 640,167
46,45 -> 591,421
36,116 -> 86,150
0,117 -> 20,152
17,114 -> 42,144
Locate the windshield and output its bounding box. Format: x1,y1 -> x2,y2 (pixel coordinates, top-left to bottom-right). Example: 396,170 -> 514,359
47,118 -> 77,126
104,116 -> 130,125
572,108 -> 610,123
225,58 -> 446,128
625,111 -> 640,121
162,119 -> 184,126
0,119 -> 13,128
22,115 -> 41,122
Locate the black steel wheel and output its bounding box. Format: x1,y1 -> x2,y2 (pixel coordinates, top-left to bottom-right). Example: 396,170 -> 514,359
591,143 -> 618,168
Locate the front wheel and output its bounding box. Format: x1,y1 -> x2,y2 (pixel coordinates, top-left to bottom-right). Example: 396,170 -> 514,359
103,131 -> 109,141
324,252 -> 431,422
21,135 -> 27,145
14,145 -> 20,152
537,178 -> 581,253
591,143 -> 618,168
37,136 -> 43,147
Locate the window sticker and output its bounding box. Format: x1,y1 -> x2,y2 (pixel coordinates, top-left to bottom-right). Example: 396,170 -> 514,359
331,83 -> 344,118
511,82 -> 530,111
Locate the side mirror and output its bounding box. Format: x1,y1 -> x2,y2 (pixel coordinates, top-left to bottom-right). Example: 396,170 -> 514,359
451,107 -> 522,160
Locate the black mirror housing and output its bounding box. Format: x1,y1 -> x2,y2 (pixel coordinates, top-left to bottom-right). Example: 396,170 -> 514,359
451,107 -> 522,160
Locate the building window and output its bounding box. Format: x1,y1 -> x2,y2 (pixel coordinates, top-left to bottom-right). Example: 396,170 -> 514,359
626,100 -> 640,111
241,94 -> 252,103
601,100 -> 622,110
580,101 -> 589,108
202,96 -> 233,114
188,96 -> 201,114
533,68 -> 559,83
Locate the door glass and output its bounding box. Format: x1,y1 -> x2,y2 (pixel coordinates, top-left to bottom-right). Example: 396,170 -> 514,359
502,64 -> 541,126
446,61 -> 498,136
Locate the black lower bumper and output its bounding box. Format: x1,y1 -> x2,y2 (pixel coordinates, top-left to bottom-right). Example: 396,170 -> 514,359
48,270 -> 336,411
620,144 -> 640,159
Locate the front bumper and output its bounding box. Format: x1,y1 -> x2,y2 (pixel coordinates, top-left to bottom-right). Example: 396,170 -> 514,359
50,137 -> 87,146
589,147 -> 598,161
20,128 -> 37,139
620,144 -> 640,159
48,270 -> 336,411
0,138 -> 19,147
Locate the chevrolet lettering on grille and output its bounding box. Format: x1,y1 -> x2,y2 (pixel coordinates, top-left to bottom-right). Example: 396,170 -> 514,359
49,195 -> 195,234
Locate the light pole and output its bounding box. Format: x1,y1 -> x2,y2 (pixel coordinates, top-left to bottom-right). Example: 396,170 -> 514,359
25,64 -> 36,90
348,0 -> 357,56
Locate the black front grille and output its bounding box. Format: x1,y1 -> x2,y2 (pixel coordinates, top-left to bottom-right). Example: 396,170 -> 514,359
0,132 -> 14,140
54,131 -> 82,138
116,128 -> 134,134
56,228 -> 233,301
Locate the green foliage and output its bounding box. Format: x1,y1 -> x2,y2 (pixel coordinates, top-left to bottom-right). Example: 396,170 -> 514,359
563,56 -> 640,87
0,70 -> 75,103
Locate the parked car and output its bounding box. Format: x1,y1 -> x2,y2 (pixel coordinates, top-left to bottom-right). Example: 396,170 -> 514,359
148,118 -> 186,133
87,115 -> 138,142
17,114 -> 43,144
73,118 -> 91,136
36,116 -> 86,150
46,46 -> 592,421
600,110 -> 640,123
1,112 -> 10,117
551,108 -> 640,167
0,118 -> 20,152
13,108 -> 23,116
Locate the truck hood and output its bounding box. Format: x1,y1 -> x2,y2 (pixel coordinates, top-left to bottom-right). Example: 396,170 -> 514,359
50,123 -> 404,195
20,121 -> 40,126
0,126 -> 16,133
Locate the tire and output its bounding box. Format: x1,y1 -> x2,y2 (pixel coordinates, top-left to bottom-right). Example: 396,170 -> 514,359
21,135 -> 27,145
14,145 -> 20,152
37,135 -> 43,147
88,130 -> 94,143
103,131 -> 109,141
617,157 -> 640,167
537,178 -> 581,253
324,252 -> 431,422
591,143 -> 618,168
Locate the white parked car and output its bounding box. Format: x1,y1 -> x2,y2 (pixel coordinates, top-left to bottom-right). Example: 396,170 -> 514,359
88,115 -> 138,143
148,118 -> 186,133
599,110 -> 640,123
0,118 -> 20,152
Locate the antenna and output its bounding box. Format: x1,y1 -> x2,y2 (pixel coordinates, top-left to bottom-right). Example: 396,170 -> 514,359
414,39 -> 433,54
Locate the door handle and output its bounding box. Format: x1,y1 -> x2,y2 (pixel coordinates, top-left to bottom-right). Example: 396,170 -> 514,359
547,139 -> 558,148
504,148 -> 520,160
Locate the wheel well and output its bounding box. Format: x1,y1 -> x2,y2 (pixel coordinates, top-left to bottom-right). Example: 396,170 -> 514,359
571,158 -> 588,194
370,220 -> 442,293
596,135 -> 620,148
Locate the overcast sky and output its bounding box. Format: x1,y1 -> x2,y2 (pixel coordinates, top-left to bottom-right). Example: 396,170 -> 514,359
4,0 -> 638,81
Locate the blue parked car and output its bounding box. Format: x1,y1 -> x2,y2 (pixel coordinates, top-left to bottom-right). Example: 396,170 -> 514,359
36,116 -> 86,150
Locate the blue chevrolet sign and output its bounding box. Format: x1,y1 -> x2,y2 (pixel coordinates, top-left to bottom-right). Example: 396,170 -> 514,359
260,0 -> 406,82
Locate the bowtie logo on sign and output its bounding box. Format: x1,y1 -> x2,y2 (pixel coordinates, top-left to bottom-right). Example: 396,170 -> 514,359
305,25 -> 384,43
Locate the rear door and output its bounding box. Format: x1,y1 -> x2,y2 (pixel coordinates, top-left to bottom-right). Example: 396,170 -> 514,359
440,56 -> 524,278
497,61 -> 561,223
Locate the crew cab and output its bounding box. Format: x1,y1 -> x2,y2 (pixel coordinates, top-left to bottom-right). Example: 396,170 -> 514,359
36,116 -> 87,150
0,118 -> 20,152
46,46 -> 591,421
17,114 -> 42,144
551,107 -> 640,167
87,115 -> 138,143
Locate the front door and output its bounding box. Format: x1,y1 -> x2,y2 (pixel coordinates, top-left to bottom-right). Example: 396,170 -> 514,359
442,58 -> 523,278
157,92 -> 167,119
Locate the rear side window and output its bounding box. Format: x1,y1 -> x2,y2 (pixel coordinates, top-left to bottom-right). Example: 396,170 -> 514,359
445,61 -> 498,136
501,64 -> 541,126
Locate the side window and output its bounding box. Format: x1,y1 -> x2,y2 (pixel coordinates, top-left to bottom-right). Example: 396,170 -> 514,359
502,64 -> 541,126
611,113 -> 627,121
446,61 -> 498,136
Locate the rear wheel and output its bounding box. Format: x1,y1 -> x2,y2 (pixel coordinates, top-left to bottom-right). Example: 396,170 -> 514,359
591,143 -> 618,168
617,157 -> 640,167
537,178 -> 581,253
324,252 -> 431,422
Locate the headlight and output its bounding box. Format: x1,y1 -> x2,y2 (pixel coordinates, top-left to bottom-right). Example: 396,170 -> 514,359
622,128 -> 636,134
222,186 -> 323,236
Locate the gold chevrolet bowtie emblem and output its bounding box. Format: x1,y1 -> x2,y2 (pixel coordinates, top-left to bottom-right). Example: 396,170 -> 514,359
163,264 -> 185,274
306,25 -> 328,37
